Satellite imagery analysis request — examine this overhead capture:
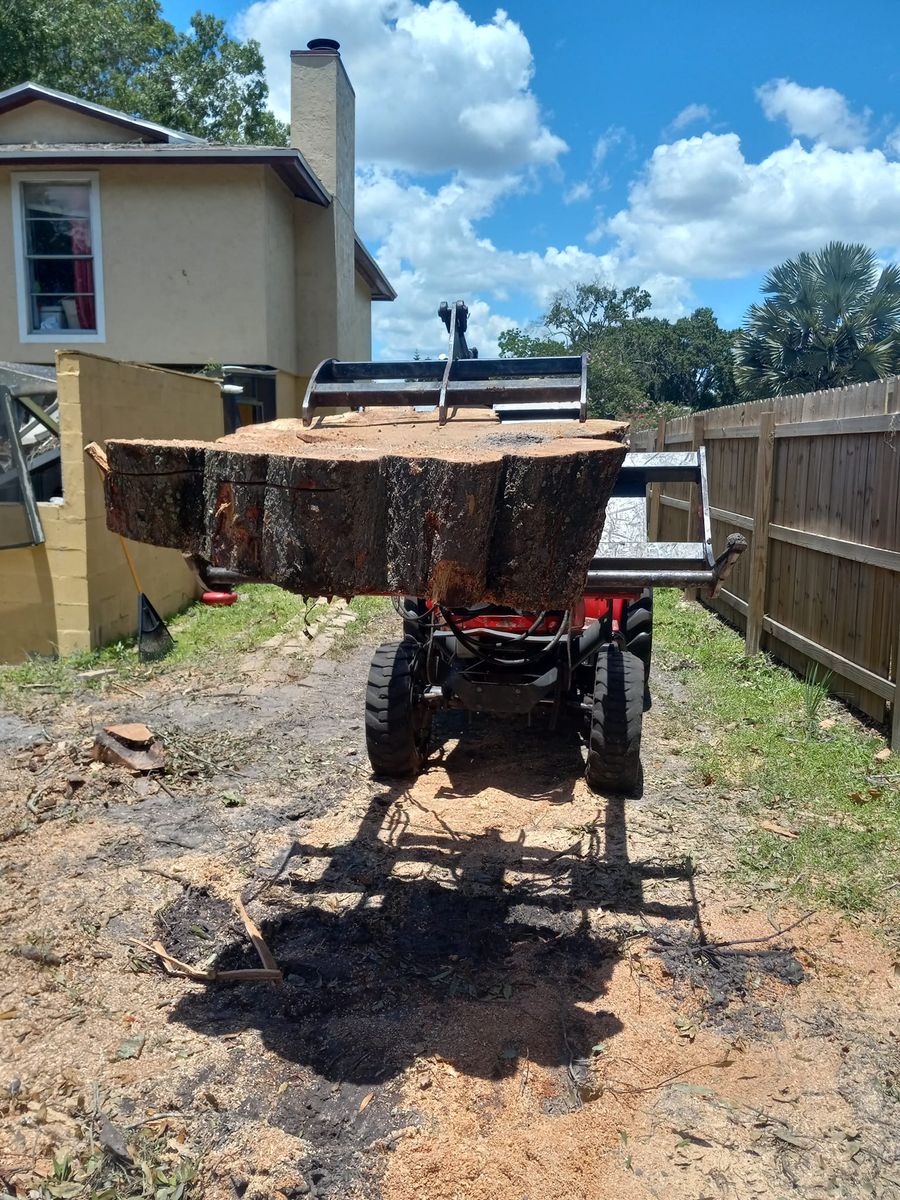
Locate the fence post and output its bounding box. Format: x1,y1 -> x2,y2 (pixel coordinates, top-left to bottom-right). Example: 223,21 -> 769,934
647,414 -> 666,543
745,410 -> 776,656
683,413 -> 706,601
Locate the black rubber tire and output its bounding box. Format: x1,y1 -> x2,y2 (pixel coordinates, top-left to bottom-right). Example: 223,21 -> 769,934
365,640 -> 432,777
585,648 -> 644,794
625,589 -> 653,710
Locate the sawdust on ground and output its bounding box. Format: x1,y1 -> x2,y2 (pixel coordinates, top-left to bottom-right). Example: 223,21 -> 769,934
1,611 -> 898,1200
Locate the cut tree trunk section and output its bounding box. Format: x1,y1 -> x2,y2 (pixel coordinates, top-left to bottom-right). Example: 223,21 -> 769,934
103,410 -> 628,609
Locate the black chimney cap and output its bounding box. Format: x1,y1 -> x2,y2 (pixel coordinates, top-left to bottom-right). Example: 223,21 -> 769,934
306,38 -> 340,52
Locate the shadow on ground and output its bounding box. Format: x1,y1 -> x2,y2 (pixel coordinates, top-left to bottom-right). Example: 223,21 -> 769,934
167,717 -> 695,1107
427,708 -> 590,804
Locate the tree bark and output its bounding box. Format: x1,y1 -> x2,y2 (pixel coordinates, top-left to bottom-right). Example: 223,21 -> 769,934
103,412 -> 627,609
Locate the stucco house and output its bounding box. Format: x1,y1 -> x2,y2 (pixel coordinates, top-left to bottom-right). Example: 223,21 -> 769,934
0,38 -> 394,421
0,40 -> 395,662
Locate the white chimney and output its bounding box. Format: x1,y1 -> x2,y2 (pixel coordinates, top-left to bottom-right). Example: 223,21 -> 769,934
290,38 -> 355,221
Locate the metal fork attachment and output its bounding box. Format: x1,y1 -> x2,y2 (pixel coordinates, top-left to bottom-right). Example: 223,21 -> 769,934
301,300 -> 588,427
588,450 -> 747,596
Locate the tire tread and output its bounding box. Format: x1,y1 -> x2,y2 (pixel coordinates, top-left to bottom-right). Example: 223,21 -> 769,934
585,648 -> 644,794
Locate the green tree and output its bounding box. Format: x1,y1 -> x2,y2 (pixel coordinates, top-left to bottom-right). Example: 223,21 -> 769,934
0,0 -> 288,144
735,242 -> 900,399
546,282 -> 651,418
499,282 -> 738,421
497,327 -> 566,359
544,281 -> 651,349
623,309 -> 738,410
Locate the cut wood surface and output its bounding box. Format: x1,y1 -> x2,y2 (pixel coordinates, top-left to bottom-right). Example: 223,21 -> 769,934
104,410 -> 628,609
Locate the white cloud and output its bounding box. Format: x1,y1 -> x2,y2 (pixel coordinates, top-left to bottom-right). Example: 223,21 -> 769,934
354,166 -> 679,358
236,0 -> 566,175
885,126 -> 900,158
238,0 -> 900,356
606,132 -> 900,279
756,78 -> 870,149
592,125 -> 628,166
562,180 -> 592,204
667,103 -> 712,134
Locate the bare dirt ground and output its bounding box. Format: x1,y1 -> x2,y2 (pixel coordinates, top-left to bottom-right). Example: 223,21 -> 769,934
2,603 -> 899,1199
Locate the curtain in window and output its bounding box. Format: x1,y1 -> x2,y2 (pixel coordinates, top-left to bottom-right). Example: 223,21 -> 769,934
70,218 -> 95,331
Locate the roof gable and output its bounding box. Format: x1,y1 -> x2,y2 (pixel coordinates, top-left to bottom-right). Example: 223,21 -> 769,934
0,82 -> 201,145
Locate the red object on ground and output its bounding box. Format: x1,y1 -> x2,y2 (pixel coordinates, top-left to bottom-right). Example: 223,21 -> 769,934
202,591 -> 237,606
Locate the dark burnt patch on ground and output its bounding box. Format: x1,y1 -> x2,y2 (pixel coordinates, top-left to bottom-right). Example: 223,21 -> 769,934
651,922 -> 806,1035
166,874 -> 627,1087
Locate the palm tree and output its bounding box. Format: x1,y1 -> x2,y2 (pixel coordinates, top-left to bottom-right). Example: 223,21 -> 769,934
735,242 -> 900,399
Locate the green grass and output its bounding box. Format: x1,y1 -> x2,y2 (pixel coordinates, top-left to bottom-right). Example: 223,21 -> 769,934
0,585 -> 321,710
654,590 -> 900,924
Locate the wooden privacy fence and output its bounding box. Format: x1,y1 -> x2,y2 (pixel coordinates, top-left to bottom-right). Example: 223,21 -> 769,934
630,377 -> 900,749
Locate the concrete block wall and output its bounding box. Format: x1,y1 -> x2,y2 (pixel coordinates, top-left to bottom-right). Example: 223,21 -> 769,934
0,352 -> 223,661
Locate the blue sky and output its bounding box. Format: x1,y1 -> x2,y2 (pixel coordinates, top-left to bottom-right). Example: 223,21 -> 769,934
163,0 -> 900,358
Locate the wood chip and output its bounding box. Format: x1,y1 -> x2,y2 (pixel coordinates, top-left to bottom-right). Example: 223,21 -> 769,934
759,820 -> 798,839
98,1114 -> 131,1160
106,722 -> 153,745
115,1033 -> 146,1060
93,729 -> 164,773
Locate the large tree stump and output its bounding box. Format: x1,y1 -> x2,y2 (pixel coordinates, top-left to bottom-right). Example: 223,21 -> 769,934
103,410 -> 627,609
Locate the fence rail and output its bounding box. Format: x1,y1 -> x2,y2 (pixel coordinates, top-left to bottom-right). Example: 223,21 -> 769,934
630,376 -> 900,748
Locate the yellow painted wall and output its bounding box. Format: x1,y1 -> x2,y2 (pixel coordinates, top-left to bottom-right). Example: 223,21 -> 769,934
0,160 -> 381,376
0,352 -> 223,661
0,100 -> 140,144
0,504 -> 87,660
264,172 -> 298,371
0,165 -> 279,368
350,270 -> 373,362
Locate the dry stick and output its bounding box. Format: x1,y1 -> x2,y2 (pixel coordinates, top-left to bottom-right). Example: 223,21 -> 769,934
128,937 -> 214,980
152,939 -> 177,976
235,896 -> 280,975
545,838 -> 584,866
243,840 -> 301,903
603,1055 -> 734,1097
123,1112 -> 194,1130
211,968 -> 283,982
672,910 -> 818,956
136,867 -> 190,887
127,937 -> 281,983
519,1049 -> 531,1099
129,891 -> 284,983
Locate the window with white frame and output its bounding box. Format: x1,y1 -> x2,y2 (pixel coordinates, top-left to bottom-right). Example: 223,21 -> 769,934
12,174 -> 105,341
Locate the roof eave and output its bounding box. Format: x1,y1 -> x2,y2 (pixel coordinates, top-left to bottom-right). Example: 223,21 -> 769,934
354,235 -> 396,301
0,146 -> 331,206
